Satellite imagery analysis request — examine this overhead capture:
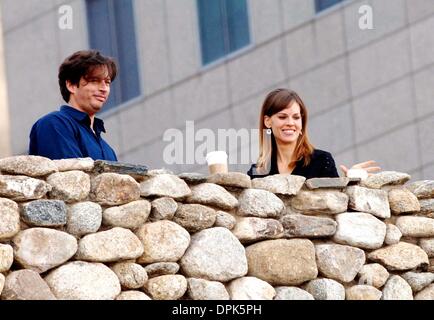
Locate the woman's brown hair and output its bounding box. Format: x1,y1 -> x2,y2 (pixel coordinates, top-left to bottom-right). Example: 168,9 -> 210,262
256,88 -> 314,174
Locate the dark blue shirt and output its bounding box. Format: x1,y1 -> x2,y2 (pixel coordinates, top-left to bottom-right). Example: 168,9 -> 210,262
247,149 -> 339,179
29,105 -> 117,161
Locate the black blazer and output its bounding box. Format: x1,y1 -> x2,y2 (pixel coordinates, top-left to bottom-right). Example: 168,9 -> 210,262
247,149 -> 339,179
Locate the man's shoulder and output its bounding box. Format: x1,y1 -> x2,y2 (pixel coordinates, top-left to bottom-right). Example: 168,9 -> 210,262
33,108 -> 74,127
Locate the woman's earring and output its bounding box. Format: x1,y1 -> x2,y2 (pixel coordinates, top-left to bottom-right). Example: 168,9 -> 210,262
266,128 -> 272,135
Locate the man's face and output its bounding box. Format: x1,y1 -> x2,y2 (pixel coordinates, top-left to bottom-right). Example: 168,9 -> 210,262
67,65 -> 111,116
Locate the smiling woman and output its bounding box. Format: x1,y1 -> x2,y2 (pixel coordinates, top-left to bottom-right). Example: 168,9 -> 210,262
247,89 -> 380,179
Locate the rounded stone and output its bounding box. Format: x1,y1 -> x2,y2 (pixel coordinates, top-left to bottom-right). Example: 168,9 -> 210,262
180,227 -> 248,282
0,198 -> 21,240
0,243 -> 14,272
103,200 -> 151,229
346,285 -> 382,300
116,291 -> 152,300
1,269 -> 56,300
0,155 -> 57,177
90,173 -> 140,206
214,210 -> 236,230
136,220 -> 190,264
20,200 -> 67,227
150,197 -> 178,221
382,275 -> 413,300
111,262 -> 148,289
173,204 -> 217,232
304,278 -> 345,300
45,261 -> 121,300
246,239 -> 318,286
227,276 -> 276,300
385,223 -> 402,245
358,263 -> 390,288
47,171 -> 90,203
76,227 -> 144,262
13,228 -> 78,273
274,287 -> 314,300
67,202 -> 102,236
144,262 -> 180,278
187,278 -> 230,300
145,275 -> 187,300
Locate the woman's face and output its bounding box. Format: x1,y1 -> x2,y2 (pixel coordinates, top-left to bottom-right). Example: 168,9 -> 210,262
264,101 -> 302,145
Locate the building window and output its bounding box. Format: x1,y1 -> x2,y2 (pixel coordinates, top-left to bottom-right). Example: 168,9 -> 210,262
315,0 -> 345,12
197,0 -> 250,65
86,0 -> 140,110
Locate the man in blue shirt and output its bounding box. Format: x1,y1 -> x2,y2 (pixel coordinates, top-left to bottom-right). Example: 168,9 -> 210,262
29,50 -> 118,161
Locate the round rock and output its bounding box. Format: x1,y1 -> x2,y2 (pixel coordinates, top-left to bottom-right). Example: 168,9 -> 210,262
140,174 -> 191,199
382,275 -> 413,300
385,224 -> 402,245
358,263 -> 390,288
0,175 -> 52,201
415,284 -> 434,300
237,189 -> 284,218
20,200 -> 67,227
333,212 -> 386,249
401,271 -> 434,292
388,188 -> 420,214
145,275 -> 187,300
53,158 -> 94,172
67,202 -> 102,236
186,183 -> 238,210
1,269 -> 56,300
0,155 -> 57,177
246,239 -> 318,286
111,262 -> 148,289
103,200 -> 151,229
187,278 -> 230,300
90,173 -> 140,206
274,287 -> 314,300
395,216 -> 434,237
251,174 -> 305,195
45,261 -> 121,300
173,204 -> 217,232
150,197 -> 178,221
47,171 -> 90,202
0,243 -> 13,272
0,198 -> 20,240
304,278 -> 345,300
76,227 -> 144,262
180,227 -> 248,282
231,217 -> 283,243
346,285 -> 382,300
136,220 -> 190,264
214,211 -> 236,230
315,243 -> 366,283
368,242 -> 429,271
13,228 -> 78,273
227,276 -> 276,300
116,291 -> 151,300
144,262 -> 180,278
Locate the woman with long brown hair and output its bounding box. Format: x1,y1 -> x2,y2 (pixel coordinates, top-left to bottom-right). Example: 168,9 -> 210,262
248,88 -> 380,179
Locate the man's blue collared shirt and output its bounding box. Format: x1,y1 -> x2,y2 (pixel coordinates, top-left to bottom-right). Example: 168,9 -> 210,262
29,105 -> 117,161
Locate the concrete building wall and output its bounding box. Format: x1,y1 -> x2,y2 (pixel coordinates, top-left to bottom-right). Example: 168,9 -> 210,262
0,4 -> 11,157
1,0 -> 433,179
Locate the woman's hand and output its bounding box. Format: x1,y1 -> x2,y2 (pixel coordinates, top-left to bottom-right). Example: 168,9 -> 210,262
340,160 -> 381,177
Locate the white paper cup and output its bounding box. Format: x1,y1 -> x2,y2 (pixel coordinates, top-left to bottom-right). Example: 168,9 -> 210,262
206,151 -> 228,174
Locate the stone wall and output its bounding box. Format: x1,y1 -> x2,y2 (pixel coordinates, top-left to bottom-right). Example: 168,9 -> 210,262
0,155 -> 433,300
